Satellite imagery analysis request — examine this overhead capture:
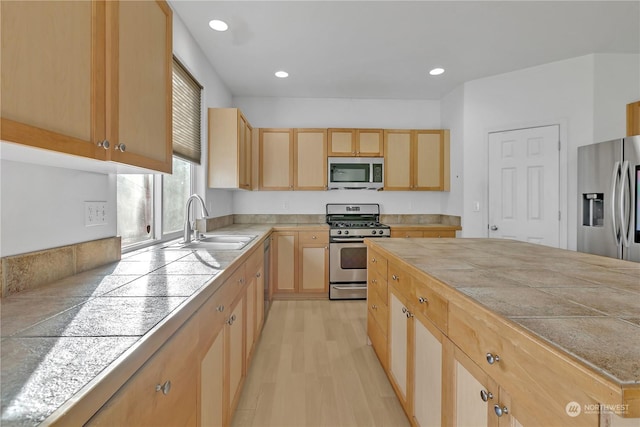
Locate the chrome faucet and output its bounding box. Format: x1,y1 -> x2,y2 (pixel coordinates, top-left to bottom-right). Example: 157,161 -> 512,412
183,194 -> 210,244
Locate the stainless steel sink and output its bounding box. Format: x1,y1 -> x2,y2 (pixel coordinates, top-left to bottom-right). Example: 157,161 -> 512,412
167,234 -> 257,250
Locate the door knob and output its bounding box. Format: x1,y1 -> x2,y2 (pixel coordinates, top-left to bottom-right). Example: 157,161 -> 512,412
490,225 -> 498,231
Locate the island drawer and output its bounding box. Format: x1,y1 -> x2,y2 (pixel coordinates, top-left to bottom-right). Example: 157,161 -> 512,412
448,301 -> 606,426
368,248 -> 388,278
367,309 -> 388,370
408,275 -> 448,334
369,271 -> 388,306
368,282 -> 388,335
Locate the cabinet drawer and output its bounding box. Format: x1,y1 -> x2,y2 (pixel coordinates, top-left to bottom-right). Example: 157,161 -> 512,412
367,309 -> 388,370
87,323 -> 198,426
369,271 -> 388,307
390,230 -> 423,238
406,276 -> 448,334
298,230 -> 329,244
245,245 -> 262,275
422,230 -> 455,238
368,248 -> 388,278
198,282 -> 237,352
368,283 -> 388,335
388,260 -> 411,297
449,302 -> 604,426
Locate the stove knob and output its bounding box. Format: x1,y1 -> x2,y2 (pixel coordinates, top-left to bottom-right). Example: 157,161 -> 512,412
337,230 -> 342,235
344,230 -> 349,235
378,230 -> 384,235
372,230 -> 377,235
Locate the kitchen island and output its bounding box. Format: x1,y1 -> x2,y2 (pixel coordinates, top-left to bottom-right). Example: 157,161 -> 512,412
365,237 -> 640,426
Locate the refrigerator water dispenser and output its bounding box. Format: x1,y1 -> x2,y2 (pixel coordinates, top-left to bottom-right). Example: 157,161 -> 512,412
582,193 -> 604,227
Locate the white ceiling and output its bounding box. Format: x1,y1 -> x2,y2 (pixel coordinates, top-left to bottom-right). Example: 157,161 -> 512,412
169,1 -> 640,100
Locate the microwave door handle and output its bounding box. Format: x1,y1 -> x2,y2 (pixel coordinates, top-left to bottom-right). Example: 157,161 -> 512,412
611,161 -> 621,246
619,160 -> 631,247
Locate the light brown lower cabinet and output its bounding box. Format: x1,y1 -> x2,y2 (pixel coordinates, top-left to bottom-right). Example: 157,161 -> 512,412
86,320 -> 198,426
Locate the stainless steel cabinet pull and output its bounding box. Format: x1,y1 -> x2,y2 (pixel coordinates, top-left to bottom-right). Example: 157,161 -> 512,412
371,257 -> 377,263
256,272 -> 261,278
480,390 -> 493,402
402,307 -> 407,314
216,305 -> 225,312
227,314 -> 237,325
155,380 -> 171,395
392,274 -> 399,281
371,304 -> 378,310
418,297 -> 428,304
486,353 -> 500,364
114,143 -> 126,152
97,140 -> 110,150
494,405 -> 508,417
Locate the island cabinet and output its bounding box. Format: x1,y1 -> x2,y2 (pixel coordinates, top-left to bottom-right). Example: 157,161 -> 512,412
272,229 -> 329,298
384,129 -> 450,191
1,0 -> 173,173
367,248 -> 389,369
327,128 -> 384,157
259,128 -> 327,190
208,108 -> 253,190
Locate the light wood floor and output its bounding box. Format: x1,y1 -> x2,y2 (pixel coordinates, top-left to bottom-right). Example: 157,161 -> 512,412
232,300 -> 410,427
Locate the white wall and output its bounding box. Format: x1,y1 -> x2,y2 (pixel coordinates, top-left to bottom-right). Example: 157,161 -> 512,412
232,96 -> 445,214
440,85 -> 465,218
459,53 -> 639,250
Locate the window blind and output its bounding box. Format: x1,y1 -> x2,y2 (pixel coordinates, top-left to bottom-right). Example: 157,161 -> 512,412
172,58 -> 202,164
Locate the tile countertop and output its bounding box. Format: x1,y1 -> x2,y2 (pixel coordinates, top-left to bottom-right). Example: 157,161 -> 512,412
2,223 -> 320,426
367,238 -> 640,387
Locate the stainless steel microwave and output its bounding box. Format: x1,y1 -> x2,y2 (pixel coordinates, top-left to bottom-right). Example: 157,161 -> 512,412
328,157 -> 384,190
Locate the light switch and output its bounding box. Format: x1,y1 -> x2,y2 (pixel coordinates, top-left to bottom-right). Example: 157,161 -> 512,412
473,201 -> 480,212
85,201 -> 107,226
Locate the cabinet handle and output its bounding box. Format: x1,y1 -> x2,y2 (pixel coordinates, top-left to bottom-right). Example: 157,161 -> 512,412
97,140 -> 110,150
155,380 -> 171,395
371,257 -> 377,263
312,235 -> 317,239
418,296 -> 428,304
227,314 -> 237,325
392,274 -> 399,281
486,353 -> 500,365
216,305 -> 225,312
402,306 -> 413,318
480,390 -> 493,402
494,405 -> 509,417
371,279 -> 377,284
238,278 -> 244,285
256,272 -> 261,278
371,304 -> 378,310
114,143 -> 126,152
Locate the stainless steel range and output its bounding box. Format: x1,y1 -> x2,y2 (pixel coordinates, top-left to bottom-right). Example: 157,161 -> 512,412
326,203 -> 390,300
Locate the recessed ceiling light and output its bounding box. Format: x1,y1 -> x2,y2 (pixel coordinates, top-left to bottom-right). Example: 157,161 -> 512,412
429,68 -> 445,76
275,71 -> 289,78
208,19 -> 228,31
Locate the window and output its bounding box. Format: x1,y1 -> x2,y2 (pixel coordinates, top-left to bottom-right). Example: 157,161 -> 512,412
117,58 -> 202,249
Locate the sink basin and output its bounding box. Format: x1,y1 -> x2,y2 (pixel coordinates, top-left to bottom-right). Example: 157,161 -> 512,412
178,234 -> 257,250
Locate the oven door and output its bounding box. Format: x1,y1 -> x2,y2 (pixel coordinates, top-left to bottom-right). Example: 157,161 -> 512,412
329,240 -> 368,283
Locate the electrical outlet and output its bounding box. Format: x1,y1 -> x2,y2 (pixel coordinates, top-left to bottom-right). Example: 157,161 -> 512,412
85,201 -> 107,226
283,201 -> 289,210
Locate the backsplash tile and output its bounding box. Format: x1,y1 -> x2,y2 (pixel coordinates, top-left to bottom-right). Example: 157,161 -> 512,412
76,237 -> 121,273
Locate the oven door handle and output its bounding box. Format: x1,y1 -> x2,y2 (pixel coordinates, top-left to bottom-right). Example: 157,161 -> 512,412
332,286 -> 368,290
330,238 -> 365,243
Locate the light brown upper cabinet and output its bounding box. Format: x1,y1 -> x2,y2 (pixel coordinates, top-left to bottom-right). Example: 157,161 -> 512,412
294,129 -> 327,190
384,129 -> 450,191
208,108 -> 253,190
328,128 -> 384,157
627,100 -> 640,136
259,128 -> 327,190
0,0 -> 172,173
259,128 -> 294,190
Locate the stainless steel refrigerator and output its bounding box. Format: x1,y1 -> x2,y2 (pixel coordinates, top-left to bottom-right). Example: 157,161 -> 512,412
577,135 -> 640,262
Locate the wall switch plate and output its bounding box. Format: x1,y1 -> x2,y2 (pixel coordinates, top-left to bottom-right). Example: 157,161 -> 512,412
473,201 -> 481,212
85,201 -> 107,226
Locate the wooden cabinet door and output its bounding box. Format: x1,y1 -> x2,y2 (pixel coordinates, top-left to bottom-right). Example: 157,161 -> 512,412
273,232 -> 297,293
201,328 -> 225,427
259,128 -> 294,190
228,295 -> 245,415
327,128 -> 356,156
299,245 -> 328,293
107,0 -> 172,173
357,129 -> 384,157
294,129 -> 327,190
413,315 -> 443,427
454,347 -> 498,427
384,130 -> 412,190
628,100 -> 640,136
239,114 -> 252,189
415,131 -> 444,190
389,290 -> 410,406
245,275 -> 256,364
255,264 -> 265,335
0,1 -> 107,160
87,322 -> 198,426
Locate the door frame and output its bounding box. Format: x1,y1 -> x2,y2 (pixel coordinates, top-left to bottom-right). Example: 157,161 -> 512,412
486,120 -> 568,249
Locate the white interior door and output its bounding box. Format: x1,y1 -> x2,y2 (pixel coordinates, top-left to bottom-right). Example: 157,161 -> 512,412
488,125 -> 560,247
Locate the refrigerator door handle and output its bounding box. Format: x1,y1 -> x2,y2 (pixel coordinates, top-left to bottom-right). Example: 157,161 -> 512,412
619,160 -> 631,247
611,161 -> 621,245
